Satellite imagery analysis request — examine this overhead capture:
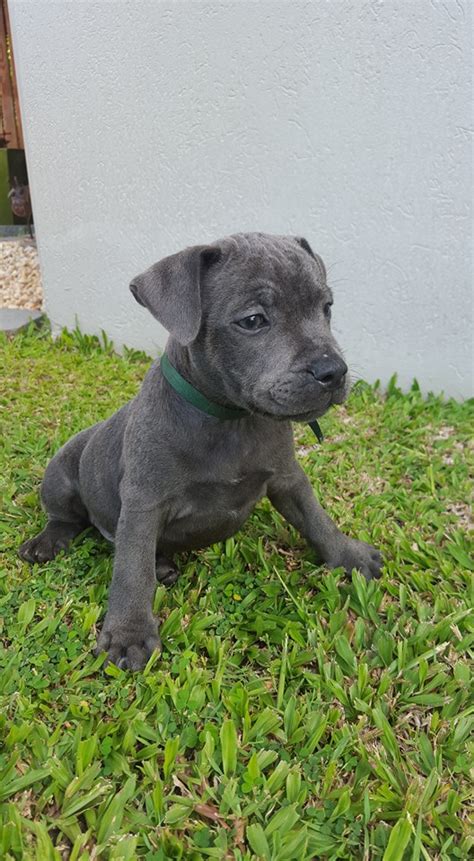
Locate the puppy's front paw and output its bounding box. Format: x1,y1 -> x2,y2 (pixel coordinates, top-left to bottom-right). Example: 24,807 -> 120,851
95,614 -> 161,671
327,538 -> 383,581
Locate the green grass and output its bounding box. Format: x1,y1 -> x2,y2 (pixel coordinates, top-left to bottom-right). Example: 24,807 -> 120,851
0,323 -> 473,861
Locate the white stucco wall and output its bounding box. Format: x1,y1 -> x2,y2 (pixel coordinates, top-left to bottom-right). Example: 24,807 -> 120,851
9,0 -> 472,397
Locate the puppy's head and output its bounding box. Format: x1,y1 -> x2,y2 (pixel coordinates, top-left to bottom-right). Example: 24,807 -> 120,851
130,232 -> 350,421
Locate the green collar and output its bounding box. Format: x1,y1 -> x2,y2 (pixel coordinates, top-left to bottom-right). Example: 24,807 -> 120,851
160,353 -> 323,442
308,419 -> 324,443
160,353 -> 247,419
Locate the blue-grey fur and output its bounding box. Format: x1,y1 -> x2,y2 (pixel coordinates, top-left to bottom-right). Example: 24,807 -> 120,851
19,233 -> 382,670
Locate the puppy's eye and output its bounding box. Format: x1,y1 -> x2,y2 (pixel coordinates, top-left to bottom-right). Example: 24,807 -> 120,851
236,313 -> 268,331
324,302 -> 333,319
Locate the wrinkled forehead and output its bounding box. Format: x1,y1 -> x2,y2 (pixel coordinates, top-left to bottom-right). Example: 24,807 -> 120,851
207,233 -> 328,305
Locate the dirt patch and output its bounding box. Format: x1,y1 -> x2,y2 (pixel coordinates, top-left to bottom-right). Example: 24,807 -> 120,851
0,239 -> 43,309
446,502 -> 473,532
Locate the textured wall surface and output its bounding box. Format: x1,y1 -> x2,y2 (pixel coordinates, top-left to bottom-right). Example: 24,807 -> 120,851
9,0 -> 472,396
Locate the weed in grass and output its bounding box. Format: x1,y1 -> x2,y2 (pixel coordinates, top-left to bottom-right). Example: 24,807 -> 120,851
0,322 -> 472,859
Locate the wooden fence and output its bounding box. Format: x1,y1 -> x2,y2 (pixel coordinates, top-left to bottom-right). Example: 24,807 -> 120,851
0,0 -> 23,149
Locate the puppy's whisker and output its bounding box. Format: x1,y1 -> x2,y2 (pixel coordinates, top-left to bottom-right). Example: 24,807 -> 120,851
325,261 -> 344,274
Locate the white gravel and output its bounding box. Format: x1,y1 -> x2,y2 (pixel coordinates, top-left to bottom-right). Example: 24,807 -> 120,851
0,239 -> 43,309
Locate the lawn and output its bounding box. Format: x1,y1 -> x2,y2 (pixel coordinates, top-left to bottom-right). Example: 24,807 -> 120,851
0,323 -> 472,861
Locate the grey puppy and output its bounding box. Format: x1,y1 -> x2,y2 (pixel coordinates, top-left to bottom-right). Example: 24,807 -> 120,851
19,233 -> 382,670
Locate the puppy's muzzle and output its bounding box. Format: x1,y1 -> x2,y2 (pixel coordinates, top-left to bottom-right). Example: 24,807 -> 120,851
308,354 -> 348,392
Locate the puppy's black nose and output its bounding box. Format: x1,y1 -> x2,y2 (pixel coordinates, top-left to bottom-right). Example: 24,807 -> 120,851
309,355 -> 348,389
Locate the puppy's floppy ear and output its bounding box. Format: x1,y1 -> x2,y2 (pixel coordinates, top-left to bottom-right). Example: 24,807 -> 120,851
296,236 -> 316,259
130,245 -> 221,345
295,236 -> 326,279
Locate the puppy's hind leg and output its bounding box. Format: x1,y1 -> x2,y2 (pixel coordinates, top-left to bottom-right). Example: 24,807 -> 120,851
156,553 -> 179,587
19,519 -> 87,563
19,432 -> 91,564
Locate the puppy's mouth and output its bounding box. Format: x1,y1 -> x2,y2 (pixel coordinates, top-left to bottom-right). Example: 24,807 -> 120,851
247,392 -> 337,423
271,403 -> 332,423
246,378 -> 349,422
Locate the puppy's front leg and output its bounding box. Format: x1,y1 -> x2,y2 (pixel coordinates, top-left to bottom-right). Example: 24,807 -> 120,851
96,503 -> 163,670
268,465 -> 382,581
